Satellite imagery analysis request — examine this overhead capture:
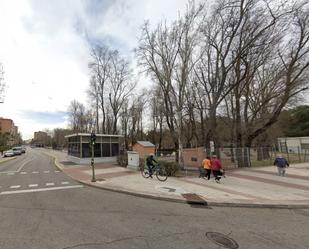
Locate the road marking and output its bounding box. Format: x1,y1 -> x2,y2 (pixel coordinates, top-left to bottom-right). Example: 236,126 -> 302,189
0,185 -> 83,195
44,171 -> 50,173
0,158 -> 33,174
32,171 -> 39,174
61,182 -> 69,185
17,159 -> 34,172
10,185 -> 21,189
46,183 -> 55,186
20,172 -> 27,174
7,173 -> 15,175
55,171 -> 60,173
29,184 -> 38,188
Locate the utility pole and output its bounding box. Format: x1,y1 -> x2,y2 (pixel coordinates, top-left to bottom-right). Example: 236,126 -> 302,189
90,132 -> 96,182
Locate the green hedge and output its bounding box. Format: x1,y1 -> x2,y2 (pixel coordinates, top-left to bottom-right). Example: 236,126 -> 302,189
158,160 -> 180,176
117,154 -> 128,167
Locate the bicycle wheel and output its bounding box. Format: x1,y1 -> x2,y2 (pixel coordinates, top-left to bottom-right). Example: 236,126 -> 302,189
141,167 -> 150,178
156,167 -> 168,182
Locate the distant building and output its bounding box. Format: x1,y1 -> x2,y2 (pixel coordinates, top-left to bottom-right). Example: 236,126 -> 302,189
34,131 -> 48,141
0,117 -> 19,146
33,131 -> 51,147
0,118 -> 15,134
278,137 -> 309,153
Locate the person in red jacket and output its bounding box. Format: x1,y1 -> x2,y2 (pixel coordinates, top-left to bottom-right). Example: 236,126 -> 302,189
211,155 -> 223,183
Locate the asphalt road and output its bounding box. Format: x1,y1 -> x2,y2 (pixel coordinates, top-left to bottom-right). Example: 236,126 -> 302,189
0,148 -> 308,249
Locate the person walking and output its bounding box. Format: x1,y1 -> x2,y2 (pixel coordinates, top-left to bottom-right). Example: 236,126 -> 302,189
202,156 -> 212,180
273,154 -> 289,176
211,155 -> 223,183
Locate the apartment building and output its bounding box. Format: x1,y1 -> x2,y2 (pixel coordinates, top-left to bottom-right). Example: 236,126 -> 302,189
0,118 -> 14,134
0,117 -> 19,146
33,131 -> 51,147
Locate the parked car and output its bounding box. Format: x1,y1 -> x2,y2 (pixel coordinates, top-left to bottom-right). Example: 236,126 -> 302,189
3,150 -> 14,157
12,147 -> 22,156
21,146 -> 26,153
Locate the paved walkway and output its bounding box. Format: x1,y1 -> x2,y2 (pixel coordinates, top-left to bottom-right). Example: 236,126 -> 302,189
0,157 -> 16,164
41,148 -> 309,208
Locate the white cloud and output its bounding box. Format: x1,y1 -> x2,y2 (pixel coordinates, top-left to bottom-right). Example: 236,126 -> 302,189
0,0 -> 193,139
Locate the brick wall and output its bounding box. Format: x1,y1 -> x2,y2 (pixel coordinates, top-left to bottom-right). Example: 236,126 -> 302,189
183,147 -> 206,168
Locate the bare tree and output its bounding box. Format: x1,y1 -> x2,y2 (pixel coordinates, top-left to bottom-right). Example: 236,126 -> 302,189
52,128 -> 72,149
244,4 -> 309,146
136,2 -> 203,162
67,100 -> 93,133
194,0 -> 262,155
217,0 -> 309,166
0,63 -> 5,103
149,86 -> 165,150
88,45 -> 113,133
108,51 -> 136,134
88,45 -> 136,135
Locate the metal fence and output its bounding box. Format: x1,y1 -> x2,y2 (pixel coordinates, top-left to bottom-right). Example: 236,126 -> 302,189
131,146 -> 309,169
217,146 -> 309,168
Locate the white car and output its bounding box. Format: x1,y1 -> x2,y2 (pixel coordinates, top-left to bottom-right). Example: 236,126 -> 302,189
3,150 -> 14,157
12,147 -> 22,156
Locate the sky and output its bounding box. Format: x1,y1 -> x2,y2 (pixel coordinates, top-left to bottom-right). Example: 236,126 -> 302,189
0,0 -> 191,140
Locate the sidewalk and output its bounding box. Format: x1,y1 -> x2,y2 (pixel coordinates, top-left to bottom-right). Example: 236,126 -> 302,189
0,156 -> 16,164
42,148 -> 309,208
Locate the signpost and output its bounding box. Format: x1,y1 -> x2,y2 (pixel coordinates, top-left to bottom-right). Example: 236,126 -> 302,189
90,132 -> 96,182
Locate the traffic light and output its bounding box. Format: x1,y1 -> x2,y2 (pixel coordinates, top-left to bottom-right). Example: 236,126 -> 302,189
90,132 -> 96,145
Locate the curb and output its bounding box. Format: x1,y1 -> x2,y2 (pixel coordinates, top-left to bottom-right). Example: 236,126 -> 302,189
41,151 -> 64,171
0,157 -> 16,164
42,151 -> 309,209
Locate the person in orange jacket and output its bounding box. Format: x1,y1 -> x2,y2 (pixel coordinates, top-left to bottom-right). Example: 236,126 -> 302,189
202,156 -> 212,180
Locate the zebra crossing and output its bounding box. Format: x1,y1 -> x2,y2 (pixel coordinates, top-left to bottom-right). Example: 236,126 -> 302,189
0,168 -> 82,195
0,170 -> 61,176
7,181 -> 73,189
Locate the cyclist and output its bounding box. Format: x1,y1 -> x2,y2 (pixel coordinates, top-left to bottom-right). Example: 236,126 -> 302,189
146,155 -> 157,178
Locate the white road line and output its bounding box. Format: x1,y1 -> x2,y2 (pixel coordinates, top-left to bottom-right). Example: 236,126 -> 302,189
17,159 -> 34,172
54,171 -> 60,173
44,171 -> 50,173
0,185 -> 83,195
10,185 -> 20,189
7,173 -> 15,175
20,172 -> 27,174
46,183 -> 55,186
32,171 -> 39,174
29,184 -> 38,188
61,182 -> 69,185
0,158 -> 33,174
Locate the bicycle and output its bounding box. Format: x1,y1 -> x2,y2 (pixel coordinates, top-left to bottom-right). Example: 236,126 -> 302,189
140,163 -> 168,182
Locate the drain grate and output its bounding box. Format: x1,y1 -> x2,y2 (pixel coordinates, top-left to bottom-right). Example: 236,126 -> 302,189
182,193 -> 208,205
206,232 -> 239,249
